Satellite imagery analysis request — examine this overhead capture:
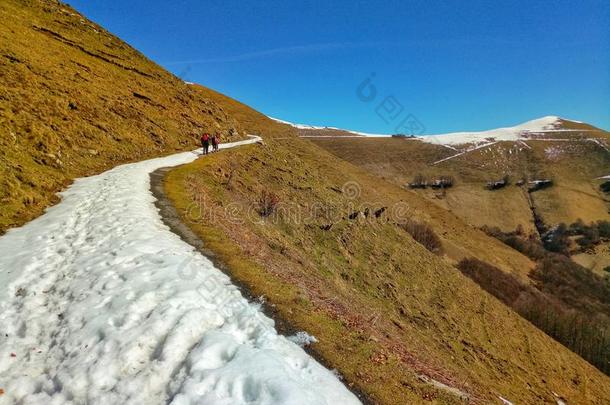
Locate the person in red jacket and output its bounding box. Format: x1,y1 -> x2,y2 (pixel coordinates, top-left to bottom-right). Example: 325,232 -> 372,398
201,133 -> 210,155
211,133 -> 220,152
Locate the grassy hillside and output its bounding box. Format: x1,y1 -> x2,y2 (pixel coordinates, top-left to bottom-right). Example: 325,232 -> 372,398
0,0 -> 245,234
312,130 -> 610,276
312,132 -> 610,234
165,95 -> 610,403
4,0 -> 610,403
188,89 -> 540,280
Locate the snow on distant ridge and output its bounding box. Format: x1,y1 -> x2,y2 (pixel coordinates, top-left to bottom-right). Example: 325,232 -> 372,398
269,115 -> 591,145
268,116 -> 328,130
420,116 -> 565,146
268,116 -> 389,137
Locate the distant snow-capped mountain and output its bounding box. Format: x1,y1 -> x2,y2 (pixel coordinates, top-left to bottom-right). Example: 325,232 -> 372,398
270,115 -> 603,145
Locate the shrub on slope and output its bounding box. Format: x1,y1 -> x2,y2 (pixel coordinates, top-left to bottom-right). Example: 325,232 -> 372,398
398,219 -> 443,254
458,257 -> 610,375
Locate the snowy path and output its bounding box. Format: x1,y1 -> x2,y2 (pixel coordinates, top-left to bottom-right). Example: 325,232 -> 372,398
0,137 -> 360,405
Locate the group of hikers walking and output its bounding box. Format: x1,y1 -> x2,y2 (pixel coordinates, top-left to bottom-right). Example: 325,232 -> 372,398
200,132 -> 220,155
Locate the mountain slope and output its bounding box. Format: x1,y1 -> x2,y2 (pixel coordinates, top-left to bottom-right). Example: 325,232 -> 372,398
307,117 -> 610,233
417,116 -> 605,145
0,0 -> 244,234
166,98 -> 610,403
3,1 -> 610,403
284,115 -> 608,144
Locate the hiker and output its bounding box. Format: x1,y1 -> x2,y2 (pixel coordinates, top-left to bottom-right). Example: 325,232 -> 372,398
212,133 -> 220,152
201,132 -> 210,155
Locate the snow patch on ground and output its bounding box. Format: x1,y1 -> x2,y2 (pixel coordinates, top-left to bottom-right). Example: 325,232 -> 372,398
287,332 -> 318,347
544,145 -> 564,161
588,138 -> 610,152
431,142 -> 497,165
0,137 -> 360,405
417,374 -> 469,402
499,396 -> 514,405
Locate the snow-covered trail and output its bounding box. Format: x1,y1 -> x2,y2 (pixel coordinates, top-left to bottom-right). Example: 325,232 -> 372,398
0,137 -> 360,405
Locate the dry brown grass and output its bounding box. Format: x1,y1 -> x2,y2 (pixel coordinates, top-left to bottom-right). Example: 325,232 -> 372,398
166,105 -> 610,403
0,0 -> 245,233
311,132 -> 610,238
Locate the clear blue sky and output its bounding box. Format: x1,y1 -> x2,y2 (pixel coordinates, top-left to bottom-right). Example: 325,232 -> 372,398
69,0 -> 609,134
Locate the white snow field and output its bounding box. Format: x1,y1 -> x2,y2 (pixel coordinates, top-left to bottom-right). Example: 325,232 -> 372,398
0,137 -> 361,405
271,115 -> 596,145
418,116 -> 583,146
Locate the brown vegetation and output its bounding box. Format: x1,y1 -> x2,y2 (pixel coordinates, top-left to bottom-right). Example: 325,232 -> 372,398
312,131 -> 610,236
409,174 -> 427,189
398,219 -> 443,254
258,189 -> 280,217
458,258 -> 610,375
0,0 -> 244,234
167,111 -> 610,403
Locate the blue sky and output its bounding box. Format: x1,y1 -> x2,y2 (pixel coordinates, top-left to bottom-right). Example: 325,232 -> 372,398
69,0 -> 609,133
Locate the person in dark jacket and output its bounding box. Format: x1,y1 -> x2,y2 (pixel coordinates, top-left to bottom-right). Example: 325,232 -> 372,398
201,133 -> 210,155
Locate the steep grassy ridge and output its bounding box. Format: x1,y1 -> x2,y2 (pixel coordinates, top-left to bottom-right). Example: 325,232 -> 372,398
0,0 -> 244,233
191,87 -> 536,280
166,104 -> 610,403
